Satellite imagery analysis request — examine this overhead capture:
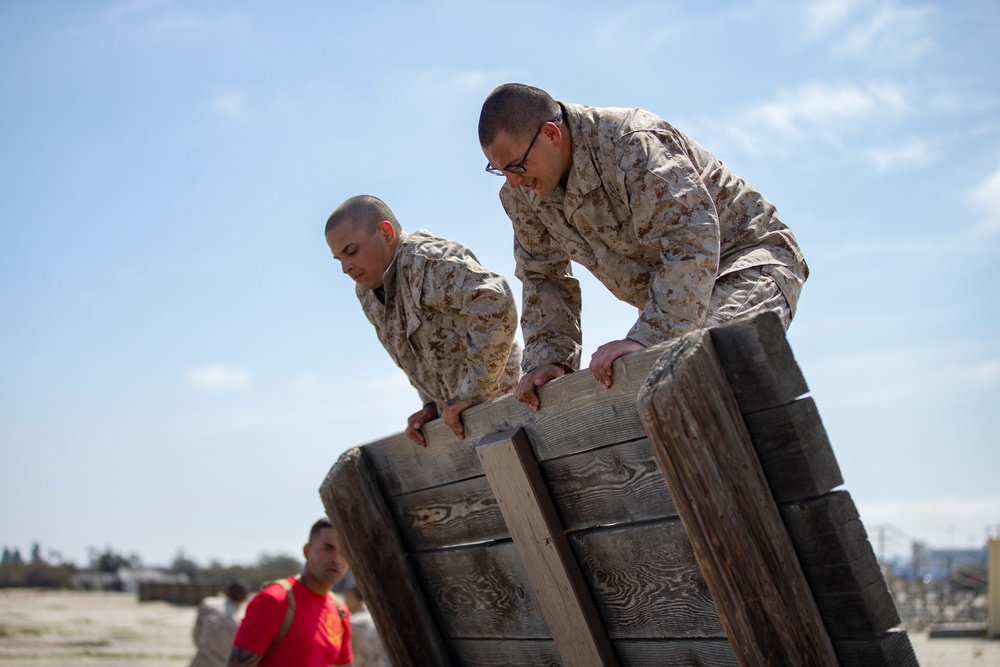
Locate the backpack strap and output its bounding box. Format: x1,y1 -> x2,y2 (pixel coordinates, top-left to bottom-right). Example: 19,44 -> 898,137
265,576 -> 298,655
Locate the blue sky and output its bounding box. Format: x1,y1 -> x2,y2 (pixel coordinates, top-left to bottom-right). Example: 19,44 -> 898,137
2,0 -> 998,567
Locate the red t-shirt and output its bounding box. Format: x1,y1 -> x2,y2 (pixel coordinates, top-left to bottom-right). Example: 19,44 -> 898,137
232,576 -> 352,667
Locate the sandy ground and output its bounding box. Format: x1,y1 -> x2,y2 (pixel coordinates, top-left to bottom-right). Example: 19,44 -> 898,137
1,588 -> 999,666
0,589 -> 195,666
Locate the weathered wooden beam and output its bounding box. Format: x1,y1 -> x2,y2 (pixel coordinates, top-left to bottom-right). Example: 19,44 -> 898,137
389,438 -> 676,552
780,491 -> 900,637
413,530 -> 725,641
709,311 -> 808,414
831,631 -> 919,666
448,638 -> 741,666
637,329 -> 839,667
319,448 -> 453,667
744,398 -> 843,502
364,344 -> 667,496
412,543 -> 551,639
477,428 -> 620,666
570,520 -> 725,639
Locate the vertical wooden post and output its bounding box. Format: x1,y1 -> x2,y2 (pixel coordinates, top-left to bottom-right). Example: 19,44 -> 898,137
637,329 -> 839,667
477,428 -> 620,667
320,448 -> 453,667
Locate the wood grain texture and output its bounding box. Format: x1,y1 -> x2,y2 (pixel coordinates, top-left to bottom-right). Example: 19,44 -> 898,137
637,329 -> 838,666
614,639 -> 738,666
571,520 -> 725,639
319,447 -> 453,667
412,541 -> 551,639
477,428 -> 619,667
780,491 -> 900,637
831,630 -> 920,666
363,344 -> 668,496
408,526 -> 727,642
448,638 -> 564,666
542,438 -> 677,530
388,438 -> 676,552
388,475 -> 507,552
709,311 -> 808,414
448,638 -> 741,667
744,398 -> 843,502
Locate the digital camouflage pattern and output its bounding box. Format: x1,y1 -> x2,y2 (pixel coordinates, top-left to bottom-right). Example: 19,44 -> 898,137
358,230 -> 521,407
500,102 -> 808,372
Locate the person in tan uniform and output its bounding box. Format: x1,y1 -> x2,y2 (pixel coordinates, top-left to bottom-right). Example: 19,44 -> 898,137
190,579 -> 248,667
479,83 -> 808,410
325,195 -> 521,445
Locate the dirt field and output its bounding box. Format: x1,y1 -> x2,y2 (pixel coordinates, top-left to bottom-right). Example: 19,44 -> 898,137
1,588 -> 999,666
0,589 -> 195,666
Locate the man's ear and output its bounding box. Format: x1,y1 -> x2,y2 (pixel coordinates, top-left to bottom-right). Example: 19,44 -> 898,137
378,220 -> 396,243
542,121 -> 563,148
302,542 -> 310,561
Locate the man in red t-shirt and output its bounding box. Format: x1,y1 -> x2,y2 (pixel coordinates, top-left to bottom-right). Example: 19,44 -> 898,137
227,519 -> 352,667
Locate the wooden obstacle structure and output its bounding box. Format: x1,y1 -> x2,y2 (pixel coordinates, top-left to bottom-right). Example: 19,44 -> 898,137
320,313 -> 919,666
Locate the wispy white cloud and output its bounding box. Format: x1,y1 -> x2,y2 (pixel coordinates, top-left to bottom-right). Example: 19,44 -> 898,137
105,0 -> 247,38
711,81 -> 909,156
804,0 -> 935,62
966,359 -> 1000,384
106,0 -> 174,22
865,138 -> 933,171
187,364 -> 252,391
969,166 -> 1000,234
207,92 -> 257,125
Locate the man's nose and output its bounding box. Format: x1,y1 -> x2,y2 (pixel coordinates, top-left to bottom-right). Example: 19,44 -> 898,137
505,171 -> 524,188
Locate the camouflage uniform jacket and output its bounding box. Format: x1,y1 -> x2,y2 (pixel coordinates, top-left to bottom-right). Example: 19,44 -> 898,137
358,230 -> 522,407
500,103 -> 808,372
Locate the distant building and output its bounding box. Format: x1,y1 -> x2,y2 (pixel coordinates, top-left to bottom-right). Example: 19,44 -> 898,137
71,567 -> 189,593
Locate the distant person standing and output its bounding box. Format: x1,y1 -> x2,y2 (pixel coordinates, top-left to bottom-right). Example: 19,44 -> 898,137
344,586 -> 390,667
227,519 -> 352,667
190,579 -> 248,667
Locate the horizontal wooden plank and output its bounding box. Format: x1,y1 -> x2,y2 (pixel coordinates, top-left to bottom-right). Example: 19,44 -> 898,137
412,521 -> 725,642
832,630 -> 919,667
364,344 -> 667,495
780,491 -> 900,637
615,639 -> 738,666
449,638 -> 740,667
543,438 -> 677,531
448,638 -> 563,666
571,520 -> 726,639
709,311 -> 809,414
412,542 -> 552,640
391,438 -> 676,551
389,475 -> 507,552
745,397 -> 843,502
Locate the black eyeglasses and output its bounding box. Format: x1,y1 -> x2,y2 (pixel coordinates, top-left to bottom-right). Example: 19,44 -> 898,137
485,113 -> 563,176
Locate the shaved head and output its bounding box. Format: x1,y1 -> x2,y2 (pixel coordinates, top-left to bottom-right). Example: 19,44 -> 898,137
325,195 -> 401,237
478,83 -> 560,148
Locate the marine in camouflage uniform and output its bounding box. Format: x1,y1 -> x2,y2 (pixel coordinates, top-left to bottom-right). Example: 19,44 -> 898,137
325,195 -> 520,444
480,84 -> 806,404
357,229 -> 521,410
